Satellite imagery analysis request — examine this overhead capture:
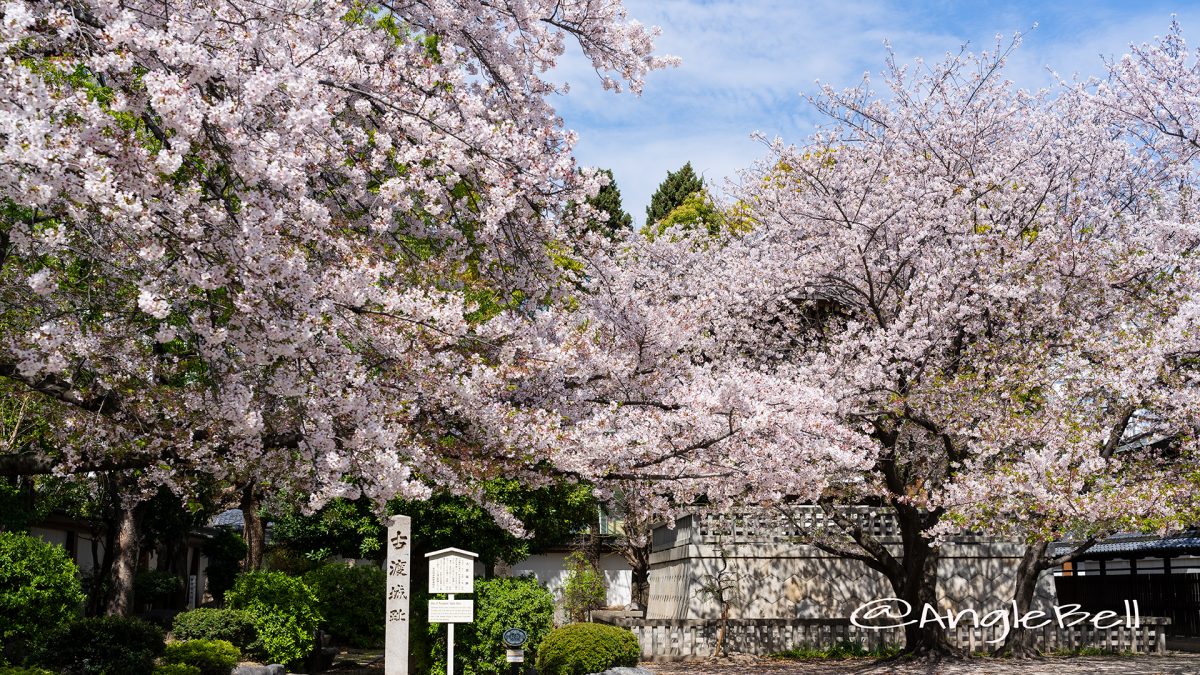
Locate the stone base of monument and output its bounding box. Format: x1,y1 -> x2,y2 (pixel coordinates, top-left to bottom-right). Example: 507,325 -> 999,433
589,668 -> 653,675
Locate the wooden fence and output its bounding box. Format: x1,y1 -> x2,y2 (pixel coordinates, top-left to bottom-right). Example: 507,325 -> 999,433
1057,574 -> 1200,637
598,616 -> 1172,661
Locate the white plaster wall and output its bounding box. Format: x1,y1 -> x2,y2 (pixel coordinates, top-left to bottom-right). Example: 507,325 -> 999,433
75,532 -> 105,574
511,552 -> 632,608
29,526 -> 67,547
30,526 -> 114,576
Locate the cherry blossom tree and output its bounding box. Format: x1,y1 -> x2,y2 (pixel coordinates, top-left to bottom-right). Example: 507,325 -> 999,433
507,36 -> 1200,656
0,0 -> 675,517
940,24 -> 1200,656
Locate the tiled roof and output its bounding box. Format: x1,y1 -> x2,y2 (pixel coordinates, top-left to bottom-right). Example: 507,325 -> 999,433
209,509 -> 244,529
1053,530 -> 1200,557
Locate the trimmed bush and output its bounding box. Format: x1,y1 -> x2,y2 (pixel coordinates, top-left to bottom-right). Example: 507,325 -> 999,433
225,571 -> 321,667
171,609 -> 256,651
535,623 -> 639,675
162,639 -> 239,675
451,576 -> 554,675
302,563 -> 385,648
153,665 -> 201,675
33,616 -> 165,675
0,531 -> 85,663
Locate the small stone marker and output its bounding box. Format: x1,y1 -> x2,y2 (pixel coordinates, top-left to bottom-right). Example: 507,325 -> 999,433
384,515 -> 412,675
426,548 -> 478,675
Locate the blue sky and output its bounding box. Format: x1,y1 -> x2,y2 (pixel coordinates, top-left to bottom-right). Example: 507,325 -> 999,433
549,0 -> 1200,226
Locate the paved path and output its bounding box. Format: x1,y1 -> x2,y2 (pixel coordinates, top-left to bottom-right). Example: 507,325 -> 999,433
643,655 -> 1200,674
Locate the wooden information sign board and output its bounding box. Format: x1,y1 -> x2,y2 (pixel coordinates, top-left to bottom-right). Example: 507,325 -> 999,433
427,547 -> 477,594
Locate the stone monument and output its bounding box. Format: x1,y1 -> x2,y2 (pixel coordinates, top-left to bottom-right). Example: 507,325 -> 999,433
385,515 -> 412,675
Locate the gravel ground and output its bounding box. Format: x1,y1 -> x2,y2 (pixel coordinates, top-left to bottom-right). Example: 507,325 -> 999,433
642,654 -> 1200,674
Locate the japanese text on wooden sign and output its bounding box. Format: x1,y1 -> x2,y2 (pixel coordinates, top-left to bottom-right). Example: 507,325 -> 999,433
428,553 -> 474,594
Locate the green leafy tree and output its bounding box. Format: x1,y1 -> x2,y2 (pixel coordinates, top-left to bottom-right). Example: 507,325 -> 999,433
0,531 -> 85,664
582,169 -> 632,239
434,576 -> 554,675
269,498 -> 384,563
302,563 -> 386,648
560,551 -> 607,622
642,190 -> 729,241
269,479 -> 597,572
645,162 -> 703,225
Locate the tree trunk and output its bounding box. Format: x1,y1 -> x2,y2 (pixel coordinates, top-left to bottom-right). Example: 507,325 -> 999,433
997,541 -> 1048,658
630,563 -> 650,610
105,498 -> 141,616
712,604 -> 728,658
894,508 -> 961,658
241,482 -> 265,571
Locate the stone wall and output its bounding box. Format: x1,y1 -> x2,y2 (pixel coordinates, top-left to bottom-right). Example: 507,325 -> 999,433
646,510 -> 1057,621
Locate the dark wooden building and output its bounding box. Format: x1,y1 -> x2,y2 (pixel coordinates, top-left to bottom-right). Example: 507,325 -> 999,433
1055,530 -> 1200,637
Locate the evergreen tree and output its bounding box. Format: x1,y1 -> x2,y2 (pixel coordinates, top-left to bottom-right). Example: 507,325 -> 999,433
645,162 -> 703,225
584,169 -> 633,238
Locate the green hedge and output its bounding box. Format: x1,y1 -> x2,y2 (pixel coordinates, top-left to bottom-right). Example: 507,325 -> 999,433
171,609 -> 256,651
0,531 -> 85,664
302,563 -> 385,648
33,616 -> 165,675
450,576 -> 554,675
162,639 -> 240,675
535,623 -> 639,675
225,571 -> 320,667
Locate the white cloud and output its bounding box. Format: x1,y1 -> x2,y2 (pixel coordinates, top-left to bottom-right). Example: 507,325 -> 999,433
550,1 -> 1200,224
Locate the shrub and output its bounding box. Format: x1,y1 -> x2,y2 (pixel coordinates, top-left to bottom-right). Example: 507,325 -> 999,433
162,639 -> 240,675
0,667 -> 55,675
33,616 -> 165,675
225,571 -> 321,667
302,563 -> 385,648
171,609 -> 256,651
560,551 -> 606,622
202,529 -> 246,604
0,531 -> 85,663
153,665 -> 201,675
535,623 -> 639,675
452,576 -> 555,675
263,546 -> 319,577
135,570 -> 182,609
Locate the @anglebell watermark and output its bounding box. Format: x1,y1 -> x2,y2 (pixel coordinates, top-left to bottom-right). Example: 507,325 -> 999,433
850,598 -> 1142,644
